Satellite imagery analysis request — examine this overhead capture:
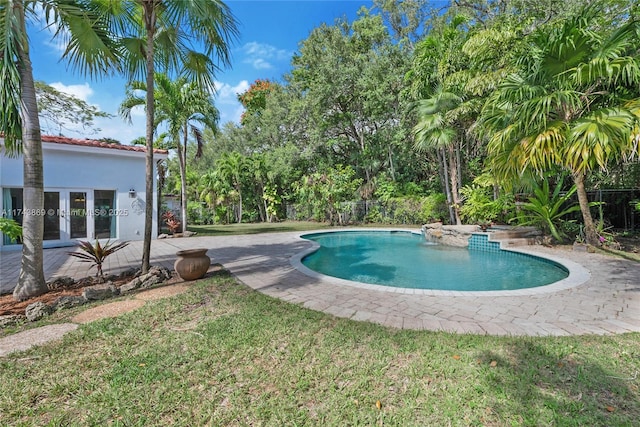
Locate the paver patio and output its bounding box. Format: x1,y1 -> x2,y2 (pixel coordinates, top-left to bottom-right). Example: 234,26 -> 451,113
1,230 -> 639,336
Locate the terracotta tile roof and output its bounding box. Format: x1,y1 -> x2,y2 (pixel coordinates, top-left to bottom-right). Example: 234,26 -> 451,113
40,135 -> 168,155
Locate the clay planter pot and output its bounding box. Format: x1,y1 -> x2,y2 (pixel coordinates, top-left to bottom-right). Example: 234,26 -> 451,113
174,248 -> 211,281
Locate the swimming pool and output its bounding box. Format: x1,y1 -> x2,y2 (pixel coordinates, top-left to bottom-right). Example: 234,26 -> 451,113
300,230 -> 569,291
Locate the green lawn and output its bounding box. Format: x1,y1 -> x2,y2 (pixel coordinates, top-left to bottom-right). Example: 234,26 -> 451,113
187,221 -> 335,236
1,274 -> 638,426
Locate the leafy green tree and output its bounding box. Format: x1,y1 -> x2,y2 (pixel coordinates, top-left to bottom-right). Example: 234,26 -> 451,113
1,0 -> 119,300
237,79 -> 275,125
120,73 -> 219,233
35,81 -> 112,136
373,0 -> 430,46
410,15 -> 477,225
216,152 -> 251,223
101,0 -> 238,272
294,165 -> 363,225
290,9 -> 410,188
481,11 -> 640,245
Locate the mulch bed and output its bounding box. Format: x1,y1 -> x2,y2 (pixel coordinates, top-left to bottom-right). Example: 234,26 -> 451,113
0,274 -> 137,317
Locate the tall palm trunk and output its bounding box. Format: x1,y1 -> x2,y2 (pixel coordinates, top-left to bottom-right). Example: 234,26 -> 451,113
236,183 -> 243,224
13,3 -> 46,301
141,1 -> 156,274
178,125 -> 188,233
573,171 -> 598,245
447,145 -> 462,225
438,148 -> 456,224
156,160 -> 165,233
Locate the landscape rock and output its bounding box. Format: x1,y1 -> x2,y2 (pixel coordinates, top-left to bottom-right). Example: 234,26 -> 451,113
76,276 -> 103,287
422,223 -> 477,247
0,314 -> 26,328
182,230 -> 197,237
83,282 -> 119,300
157,233 -> 169,239
120,266 -> 172,294
117,267 -> 140,279
47,276 -> 76,291
25,302 -> 53,322
52,295 -> 88,311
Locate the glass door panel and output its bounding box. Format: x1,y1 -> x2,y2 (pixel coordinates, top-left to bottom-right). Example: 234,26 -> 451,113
69,192 -> 87,239
43,192 -> 61,240
94,190 -> 116,239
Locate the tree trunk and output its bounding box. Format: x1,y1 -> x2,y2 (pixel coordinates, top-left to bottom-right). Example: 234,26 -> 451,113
14,4 -> 47,300
573,171 -> 599,245
387,145 -> 395,181
141,2 -> 156,274
448,145 -> 462,225
438,148 -> 455,224
236,184 -> 243,223
178,125 -> 188,233
156,160 -> 165,233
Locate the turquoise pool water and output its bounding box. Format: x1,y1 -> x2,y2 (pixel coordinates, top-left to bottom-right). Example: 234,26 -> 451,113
301,231 -> 569,291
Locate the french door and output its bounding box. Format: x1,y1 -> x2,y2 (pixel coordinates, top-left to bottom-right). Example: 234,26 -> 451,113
3,188 -> 116,246
44,189 -> 89,243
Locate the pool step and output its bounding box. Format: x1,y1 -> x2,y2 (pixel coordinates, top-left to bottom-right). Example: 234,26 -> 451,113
485,227 -> 542,248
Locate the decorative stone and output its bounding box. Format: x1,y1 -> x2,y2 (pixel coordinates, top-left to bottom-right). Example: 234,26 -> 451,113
174,248 -> 211,281
25,302 -> 52,322
422,223 -> 477,247
0,314 -> 26,328
119,266 -> 172,293
52,295 -> 88,311
83,282 -> 118,300
47,276 -> 76,291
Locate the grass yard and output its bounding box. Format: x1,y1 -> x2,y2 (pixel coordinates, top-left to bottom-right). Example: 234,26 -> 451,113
188,221 -> 335,236
1,273 -> 639,426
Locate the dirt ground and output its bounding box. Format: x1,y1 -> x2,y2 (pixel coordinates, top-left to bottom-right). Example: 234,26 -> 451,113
0,275 -> 136,317
618,236 -> 640,253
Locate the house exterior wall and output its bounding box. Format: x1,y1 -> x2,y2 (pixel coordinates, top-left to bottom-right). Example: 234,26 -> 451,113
1,139 -> 166,249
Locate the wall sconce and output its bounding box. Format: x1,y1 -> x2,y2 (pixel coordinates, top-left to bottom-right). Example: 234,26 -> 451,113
129,189 -> 136,198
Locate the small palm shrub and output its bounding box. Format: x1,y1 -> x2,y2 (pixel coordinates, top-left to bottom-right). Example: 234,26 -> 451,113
514,177 -> 583,243
68,240 -> 129,278
0,218 -> 22,242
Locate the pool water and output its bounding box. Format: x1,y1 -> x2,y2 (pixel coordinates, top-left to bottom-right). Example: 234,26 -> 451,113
301,231 -> 569,291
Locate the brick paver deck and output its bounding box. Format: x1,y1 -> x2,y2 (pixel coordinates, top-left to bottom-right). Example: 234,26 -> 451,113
1,230 -> 639,336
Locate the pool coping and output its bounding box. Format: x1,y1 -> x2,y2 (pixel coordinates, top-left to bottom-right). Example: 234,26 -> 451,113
290,228 -> 591,297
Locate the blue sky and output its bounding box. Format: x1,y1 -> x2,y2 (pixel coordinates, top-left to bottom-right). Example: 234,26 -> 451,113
28,1 -> 374,144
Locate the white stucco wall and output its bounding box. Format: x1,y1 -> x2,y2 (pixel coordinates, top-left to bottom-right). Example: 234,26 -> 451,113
1,139 -> 166,247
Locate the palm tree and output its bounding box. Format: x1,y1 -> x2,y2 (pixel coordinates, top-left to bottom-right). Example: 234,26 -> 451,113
481,11 -> 640,245
198,170 -> 228,222
413,89 -> 465,225
410,15 -> 482,226
216,152 -> 250,223
1,1 -> 119,300
120,73 -> 220,233
101,0 -> 238,272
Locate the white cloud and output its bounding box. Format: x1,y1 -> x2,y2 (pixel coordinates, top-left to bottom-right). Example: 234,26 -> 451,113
49,82 -> 94,103
214,80 -> 251,124
241,42 -> 292,70
214,80 -> 250,104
